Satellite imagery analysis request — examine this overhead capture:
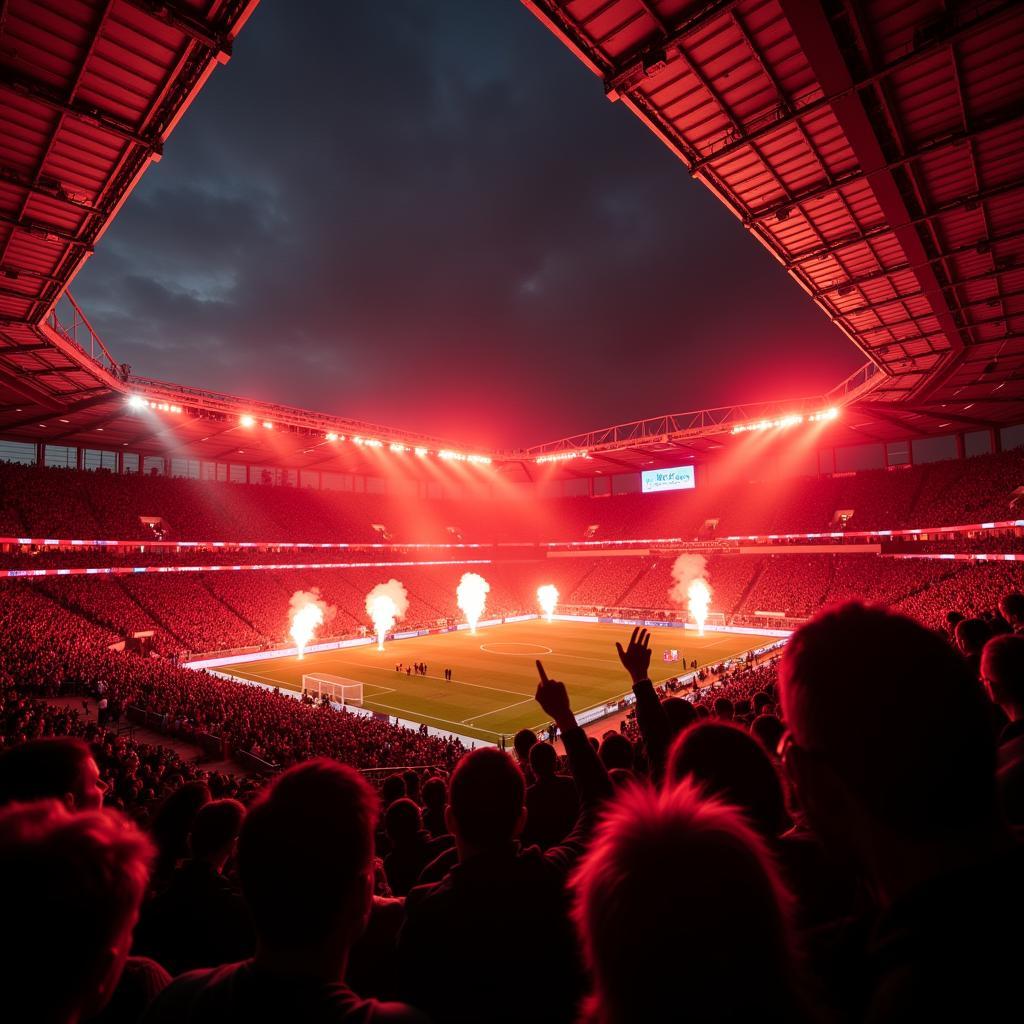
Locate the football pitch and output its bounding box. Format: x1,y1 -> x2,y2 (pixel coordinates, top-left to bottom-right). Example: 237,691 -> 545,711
218,619 -> 768,745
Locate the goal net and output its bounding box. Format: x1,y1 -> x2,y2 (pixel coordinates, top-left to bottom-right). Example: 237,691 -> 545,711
302,674 -> 364,706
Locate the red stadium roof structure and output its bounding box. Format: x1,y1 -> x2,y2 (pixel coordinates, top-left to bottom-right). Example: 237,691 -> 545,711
521,0 -> 1024,444
0,0 -> 1022,482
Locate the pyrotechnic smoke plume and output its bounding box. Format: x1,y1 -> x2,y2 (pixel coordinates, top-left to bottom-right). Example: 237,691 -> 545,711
365,579 -> 409,651
457,572 -> 490,634
289,588 -> 335,659
537,584 -> 559,623
668,554 -> 714,636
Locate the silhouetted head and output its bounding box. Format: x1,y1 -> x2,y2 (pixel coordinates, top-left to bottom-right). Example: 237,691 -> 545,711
151,780 -> 211,878
529,740 -> 559,779
385,797 -> 423,845
513,728 -> 538,766
0,737 -> 105,811
381,774 -> 406,806
982,632 -> 1024,717
662,697 -> 697,736
422,775 -> 446,809
447,748 -> 525,853
999,592 -> 1024,627
599,733 -> 633,772
713,697 -> 734,721
780,602 -> 998,867
750,714 -> 786,760
239,759 -> 378,955
0,801 -> 153,1021
956,617 -> 992,658
667,721 -> 788,838
571,781 -> 804,1023
189,798 -> 245,868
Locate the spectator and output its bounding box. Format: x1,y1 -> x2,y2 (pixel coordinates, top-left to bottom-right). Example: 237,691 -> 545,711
981,633 -> 1024,823
522,740 -> 579,850
0,735 -> 107,810
998,591 -> 1024,632
570,780 -> 810,1022
398,662 -> 611,1023
143,759 -> 423,1022
134,800 -> 254,975
512,727 -> 537,784
149,781 -> 212,891
383,798 -> 451,897
0,801 -> 155,1024
420,776 -> 448,839
779,601 -> 1024,1020
954,617 -> 991,679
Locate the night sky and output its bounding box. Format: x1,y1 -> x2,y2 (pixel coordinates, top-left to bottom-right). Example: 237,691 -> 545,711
73,0 -> 861,449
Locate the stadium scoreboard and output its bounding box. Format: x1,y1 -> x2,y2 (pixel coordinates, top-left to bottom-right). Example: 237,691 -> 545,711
641,465 -> 695,493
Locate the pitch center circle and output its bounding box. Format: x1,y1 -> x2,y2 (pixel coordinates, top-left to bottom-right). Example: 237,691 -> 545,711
479,642 -> 553,656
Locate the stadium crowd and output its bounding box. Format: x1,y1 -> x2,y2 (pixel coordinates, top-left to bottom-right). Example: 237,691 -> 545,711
3,444 -> 1024,545
3,596 -> 1024,1022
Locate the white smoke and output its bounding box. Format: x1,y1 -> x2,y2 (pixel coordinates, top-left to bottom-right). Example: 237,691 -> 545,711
288,588 -> 336,658
365,579 -> 410,650
457,572 -> 490,634
668,554 -> 709,607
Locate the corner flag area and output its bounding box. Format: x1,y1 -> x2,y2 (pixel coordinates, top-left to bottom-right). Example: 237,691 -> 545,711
217,619 -> 769,744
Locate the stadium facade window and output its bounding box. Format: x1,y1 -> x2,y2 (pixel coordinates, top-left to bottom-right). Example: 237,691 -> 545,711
321,472 -> 346,491
593,475 -> 612,497
122,453 -> 139,474
142,456 -> 165,476
818,448 -> 835,475
366,476 -> 386,494
564,478 -> 589,497
170,458 -> 200,478
229,464 -> 247,483
965,430 -> 993,457
201,462 -> 218,480
1001,424 -> 1024,450
300,470 -> 320,488
911,435 -> 957,464
886,441 -> 911,467
44,445 -> 76,468
83,449 -> 117,472
216,463 -> 228,482
612,472 -> 640,495
835,443 -> 885,472
0,440 -> 36,465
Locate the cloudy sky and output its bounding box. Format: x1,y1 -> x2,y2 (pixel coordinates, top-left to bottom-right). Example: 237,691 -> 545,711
73,0 -> 860,448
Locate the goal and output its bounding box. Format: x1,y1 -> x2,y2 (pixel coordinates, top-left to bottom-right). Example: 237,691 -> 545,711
696,613 -> 727,628
302,674 -> 364,706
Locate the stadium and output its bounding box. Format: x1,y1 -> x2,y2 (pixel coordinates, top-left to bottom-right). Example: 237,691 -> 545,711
1,2 -> 1023,1022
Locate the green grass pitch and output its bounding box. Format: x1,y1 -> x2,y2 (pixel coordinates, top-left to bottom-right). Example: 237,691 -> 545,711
219,619 -> 767,745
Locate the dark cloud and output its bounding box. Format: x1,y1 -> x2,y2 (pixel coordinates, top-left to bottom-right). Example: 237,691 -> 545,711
73,0 -> 860,448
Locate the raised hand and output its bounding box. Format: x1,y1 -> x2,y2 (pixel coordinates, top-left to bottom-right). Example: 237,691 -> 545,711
535,660 -> 575,731
616,626 -> 652,684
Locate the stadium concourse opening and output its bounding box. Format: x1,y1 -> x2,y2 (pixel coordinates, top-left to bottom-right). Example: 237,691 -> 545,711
0,1 -> 1023,1022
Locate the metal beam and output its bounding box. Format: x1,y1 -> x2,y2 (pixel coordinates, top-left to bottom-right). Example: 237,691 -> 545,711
750,153 -> 1024,227
0,69 -> 161,155
120,0 -> 233,58
687,1 -> 1018,173
0,210 -> 93,251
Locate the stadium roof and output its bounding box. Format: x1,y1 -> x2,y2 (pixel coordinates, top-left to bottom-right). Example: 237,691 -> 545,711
0,0 -> 1022,481
522,0 -> 1024,442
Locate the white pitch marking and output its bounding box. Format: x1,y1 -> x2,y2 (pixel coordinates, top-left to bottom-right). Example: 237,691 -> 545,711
463,696 -> 536,725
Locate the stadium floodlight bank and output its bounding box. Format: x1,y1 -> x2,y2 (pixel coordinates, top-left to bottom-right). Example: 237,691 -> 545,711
302,673 -> 364,706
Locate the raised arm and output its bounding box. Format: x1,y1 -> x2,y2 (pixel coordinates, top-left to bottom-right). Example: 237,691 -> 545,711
534,660 -> 612,873
617,627 -> 672,783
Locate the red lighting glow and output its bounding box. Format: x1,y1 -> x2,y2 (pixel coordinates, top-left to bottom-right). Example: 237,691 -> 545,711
536,450 -> 588,464
240,414 -> 255,427
731,407 -> 838,435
